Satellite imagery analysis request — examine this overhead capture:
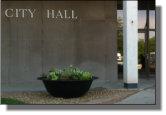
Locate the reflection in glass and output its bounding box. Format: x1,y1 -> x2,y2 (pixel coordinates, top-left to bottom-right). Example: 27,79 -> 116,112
149,31 -> 155,73
138,33 -> 145,69
138,10 -> 146,29
117,10 -> 123,29
149,10 -> 155,29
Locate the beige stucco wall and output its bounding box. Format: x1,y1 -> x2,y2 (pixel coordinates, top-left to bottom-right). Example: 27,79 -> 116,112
1,1 -> 117,92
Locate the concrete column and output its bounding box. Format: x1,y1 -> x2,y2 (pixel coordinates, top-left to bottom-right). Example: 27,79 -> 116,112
123,1 -> 138,88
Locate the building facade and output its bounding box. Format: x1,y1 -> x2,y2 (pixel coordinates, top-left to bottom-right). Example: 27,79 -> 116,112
1,0 -> 155,92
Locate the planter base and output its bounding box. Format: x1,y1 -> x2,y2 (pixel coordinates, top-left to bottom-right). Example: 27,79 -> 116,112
38,77 -> 98,98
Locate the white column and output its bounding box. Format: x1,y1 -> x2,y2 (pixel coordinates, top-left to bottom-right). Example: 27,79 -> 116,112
123,1 -> 138,88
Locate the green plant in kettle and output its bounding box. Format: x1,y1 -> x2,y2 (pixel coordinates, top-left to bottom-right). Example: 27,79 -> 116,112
49,72 -> 58,80
81,72 -> 92,80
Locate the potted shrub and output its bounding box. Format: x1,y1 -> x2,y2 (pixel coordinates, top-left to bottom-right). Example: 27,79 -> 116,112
37,65 -> 98,98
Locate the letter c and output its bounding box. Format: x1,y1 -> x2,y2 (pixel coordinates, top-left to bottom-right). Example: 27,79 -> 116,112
5,9 -> 13,17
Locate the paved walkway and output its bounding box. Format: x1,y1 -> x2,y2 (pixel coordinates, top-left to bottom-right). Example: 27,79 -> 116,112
90,78 -> 156,104
114,87 -> 155,104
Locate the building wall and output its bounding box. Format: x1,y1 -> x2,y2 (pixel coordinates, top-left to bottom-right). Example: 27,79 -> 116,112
1,1 -> 117,92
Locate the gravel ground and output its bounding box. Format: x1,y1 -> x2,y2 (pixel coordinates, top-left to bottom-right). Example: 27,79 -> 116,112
1,88 -> 139,104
